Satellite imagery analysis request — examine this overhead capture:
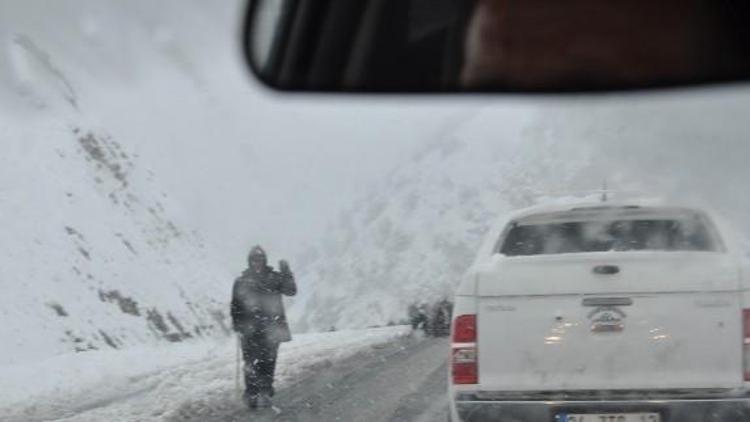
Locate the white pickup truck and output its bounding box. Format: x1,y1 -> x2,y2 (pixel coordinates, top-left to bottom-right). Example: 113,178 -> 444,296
449,202 -> 750,422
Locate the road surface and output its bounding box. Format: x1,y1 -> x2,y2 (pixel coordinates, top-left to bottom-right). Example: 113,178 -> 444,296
168,336 -> 450,422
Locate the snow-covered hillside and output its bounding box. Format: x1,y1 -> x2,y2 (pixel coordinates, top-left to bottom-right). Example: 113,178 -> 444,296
291,92 -> 750,332
290,110 -> 598,331
0,0 -> 466,365
1,118 -> 234,364
0,1 -> 249,364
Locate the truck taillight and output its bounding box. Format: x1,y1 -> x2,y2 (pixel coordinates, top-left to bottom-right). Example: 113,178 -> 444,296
453,314 -> 476,343
452,314 -> 477,384
744,310 -> 750,381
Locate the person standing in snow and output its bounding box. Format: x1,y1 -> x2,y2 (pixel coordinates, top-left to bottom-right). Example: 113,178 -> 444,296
408,301 -> 429,333
231,245 -> 297,409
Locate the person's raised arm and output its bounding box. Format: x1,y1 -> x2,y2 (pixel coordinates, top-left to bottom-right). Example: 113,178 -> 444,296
277,260 -> 297,296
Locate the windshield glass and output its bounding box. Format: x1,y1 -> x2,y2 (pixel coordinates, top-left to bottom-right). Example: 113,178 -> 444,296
4,1 -> 750,421
500,218 -> 718,256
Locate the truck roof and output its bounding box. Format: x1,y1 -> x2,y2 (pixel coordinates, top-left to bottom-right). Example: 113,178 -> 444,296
506,198 -> 694,222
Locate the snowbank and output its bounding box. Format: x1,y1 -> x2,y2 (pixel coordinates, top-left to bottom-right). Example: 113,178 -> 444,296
0,326 -> 409,422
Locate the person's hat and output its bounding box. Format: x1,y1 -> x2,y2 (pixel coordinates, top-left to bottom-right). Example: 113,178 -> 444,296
248,245 -> 267,265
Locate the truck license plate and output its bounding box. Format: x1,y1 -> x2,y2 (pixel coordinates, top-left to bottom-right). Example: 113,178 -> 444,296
562,414 -> 660,422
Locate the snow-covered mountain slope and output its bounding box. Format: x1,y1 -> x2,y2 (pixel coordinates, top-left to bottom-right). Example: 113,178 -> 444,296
0,0 -> 464,364
291,91 -> 750,332
536,92 -> 750,246
0,117 -> 235,364
289,110 -> 598,331
0,1 -> 248,365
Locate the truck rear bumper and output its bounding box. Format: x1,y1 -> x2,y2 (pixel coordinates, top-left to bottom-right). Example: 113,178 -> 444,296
452,391 -> 750,422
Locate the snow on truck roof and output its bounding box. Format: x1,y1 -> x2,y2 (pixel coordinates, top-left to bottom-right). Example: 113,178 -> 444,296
506,199 -> 706,224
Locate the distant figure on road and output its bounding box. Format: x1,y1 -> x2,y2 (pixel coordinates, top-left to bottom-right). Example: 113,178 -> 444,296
231,245 -> 297,409
408,301 -> 429,333
429,298 -> 453,337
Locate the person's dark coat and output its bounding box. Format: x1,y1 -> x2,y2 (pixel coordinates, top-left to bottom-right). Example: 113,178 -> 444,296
231,264 -> 296,343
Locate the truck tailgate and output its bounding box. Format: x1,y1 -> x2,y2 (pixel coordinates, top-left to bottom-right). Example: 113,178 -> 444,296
475,252 -> 743,391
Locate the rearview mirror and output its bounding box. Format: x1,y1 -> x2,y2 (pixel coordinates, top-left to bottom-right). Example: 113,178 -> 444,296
243,0 -> 750,93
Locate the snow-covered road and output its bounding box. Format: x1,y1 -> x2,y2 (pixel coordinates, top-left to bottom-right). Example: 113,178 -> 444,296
0,326 -> 419,422
172,335 -> 450,422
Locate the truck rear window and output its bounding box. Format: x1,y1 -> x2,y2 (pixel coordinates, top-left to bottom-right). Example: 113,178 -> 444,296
499,219 -> 718,256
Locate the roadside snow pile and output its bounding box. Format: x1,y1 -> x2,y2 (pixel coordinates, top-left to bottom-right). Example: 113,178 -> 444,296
0,326 -> 409,422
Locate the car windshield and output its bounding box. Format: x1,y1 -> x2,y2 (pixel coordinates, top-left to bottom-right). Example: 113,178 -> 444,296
500,218 -> 717,256
4,1 -> 750,421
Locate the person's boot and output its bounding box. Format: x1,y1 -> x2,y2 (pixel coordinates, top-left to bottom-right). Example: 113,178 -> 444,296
255,392 -> 273,409
243,392 -> 258,410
